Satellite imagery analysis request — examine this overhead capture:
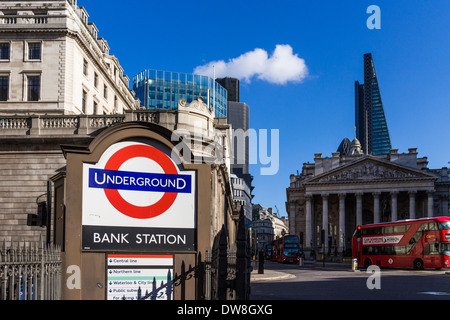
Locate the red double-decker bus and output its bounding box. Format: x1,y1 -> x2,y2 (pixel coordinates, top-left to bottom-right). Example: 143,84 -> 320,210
352,217 -> 450,270
271,235 -> 301,263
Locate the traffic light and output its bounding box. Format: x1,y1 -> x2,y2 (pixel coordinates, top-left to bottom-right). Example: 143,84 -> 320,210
356,225 -> 362,241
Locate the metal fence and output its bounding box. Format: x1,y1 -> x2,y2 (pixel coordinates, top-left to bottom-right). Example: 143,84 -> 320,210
0,239 -> 62,300
204,208 -> 252,300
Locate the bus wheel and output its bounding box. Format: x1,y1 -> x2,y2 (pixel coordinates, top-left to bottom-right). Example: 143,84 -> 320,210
413,259 -> 424,270
364,258 -> 371,268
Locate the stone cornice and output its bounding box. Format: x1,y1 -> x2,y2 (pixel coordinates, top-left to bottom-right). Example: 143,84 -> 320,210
303,155 -> 438,186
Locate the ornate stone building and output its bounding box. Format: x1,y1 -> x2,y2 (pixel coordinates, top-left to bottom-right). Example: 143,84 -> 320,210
252,204 -> 288,253
0,0 -> 140,116
0,1 -> 239,255
0,0 -> 250,301
286,138 -> 449,257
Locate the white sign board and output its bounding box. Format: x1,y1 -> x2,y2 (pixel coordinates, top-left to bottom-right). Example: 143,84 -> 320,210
362,235 -> 403,245
107,254 -> 173,300
82,140 -> 196,251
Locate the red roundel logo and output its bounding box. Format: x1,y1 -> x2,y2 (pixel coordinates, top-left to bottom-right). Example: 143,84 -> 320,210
103,144 -> 178,220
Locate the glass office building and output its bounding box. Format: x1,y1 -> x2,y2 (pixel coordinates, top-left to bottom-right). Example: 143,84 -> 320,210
355,53 -> 392,155
133,70 -> 227,118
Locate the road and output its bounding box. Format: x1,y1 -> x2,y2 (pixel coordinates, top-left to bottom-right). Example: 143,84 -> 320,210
250,260 -> 450,300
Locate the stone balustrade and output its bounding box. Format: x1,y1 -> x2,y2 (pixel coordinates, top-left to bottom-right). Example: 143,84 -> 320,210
0,14 -> 64,27
0,110 -> 162,136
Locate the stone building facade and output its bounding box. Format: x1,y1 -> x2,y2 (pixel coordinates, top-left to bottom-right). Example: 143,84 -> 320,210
0,0 -> 139,116
0,0 -> 240,255
0,0 -> 139,245
252,204 -> 288,253
286,139 -> 449,257
0,0 -> 250,300
0,97 -> 245,300
0,101 -> 239,245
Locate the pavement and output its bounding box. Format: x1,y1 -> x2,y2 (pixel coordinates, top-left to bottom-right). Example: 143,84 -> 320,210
251,268 -> 296,281
250,259 -> 354,282
250,259 -> 450,282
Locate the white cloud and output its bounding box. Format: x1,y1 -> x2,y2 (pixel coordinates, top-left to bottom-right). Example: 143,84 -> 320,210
193,44 -> 308,85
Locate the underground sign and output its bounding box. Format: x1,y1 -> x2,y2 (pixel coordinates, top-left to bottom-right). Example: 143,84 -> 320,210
81,141 -> 196,251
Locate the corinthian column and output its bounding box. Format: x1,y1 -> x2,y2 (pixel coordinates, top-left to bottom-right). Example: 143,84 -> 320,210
322,193 -> 329,252
391,191 -> 398,222
356,192 -> 363,227
305,194 -> 312,250
373,192 -> 380,224
427,191 -> 434,217
338,193 -> 346,252
409,191 -> 416,219
289,200 -> 296,235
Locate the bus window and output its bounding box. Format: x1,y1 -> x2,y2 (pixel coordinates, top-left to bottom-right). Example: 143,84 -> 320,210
439,221 -> 450,230
440,243 -> 450,257
383,226 -> 393,234
423,242 -> 439,255
418,223 -> 427,232
428,222 -> 438,231
394,246 -> 406,255
396,224 -> 410,233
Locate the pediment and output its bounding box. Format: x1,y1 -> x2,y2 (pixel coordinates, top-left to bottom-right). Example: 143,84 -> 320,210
178,97 -> 213,116
304,156 -> 437,185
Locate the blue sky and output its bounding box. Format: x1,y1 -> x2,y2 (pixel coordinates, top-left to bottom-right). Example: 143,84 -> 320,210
83,1 -> 450,217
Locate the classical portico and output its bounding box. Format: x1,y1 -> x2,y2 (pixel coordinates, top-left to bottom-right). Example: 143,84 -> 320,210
287,149 -> 449,258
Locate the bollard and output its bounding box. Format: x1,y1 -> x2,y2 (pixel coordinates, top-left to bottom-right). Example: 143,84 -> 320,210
298,257 -> 303,267
258,251 -> 264,274
352,258 -> 358,271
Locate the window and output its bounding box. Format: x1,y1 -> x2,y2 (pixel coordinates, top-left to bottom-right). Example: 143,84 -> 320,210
94,72 -> 98,88
440,221 -> 450,230
0,43 -> 10,60
28,42 -> 41,60
423,242 -> 440,255
83,59 -> 88,76
93,101 -> 98,114
27,75 -> 40,101
82,90 -> 87,113
0,75 -> 8,101
103,84 -> 108,99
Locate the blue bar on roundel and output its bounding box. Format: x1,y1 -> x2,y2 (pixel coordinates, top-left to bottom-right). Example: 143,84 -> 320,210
88,168 -> 191,193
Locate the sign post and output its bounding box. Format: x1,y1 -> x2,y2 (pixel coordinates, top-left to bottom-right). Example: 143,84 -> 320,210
61,122 -> 210,300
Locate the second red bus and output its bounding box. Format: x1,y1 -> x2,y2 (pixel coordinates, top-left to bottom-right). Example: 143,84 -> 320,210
270,235 -> 301,263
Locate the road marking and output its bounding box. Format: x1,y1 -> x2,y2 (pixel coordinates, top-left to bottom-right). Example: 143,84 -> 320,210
417,292 -> 450,296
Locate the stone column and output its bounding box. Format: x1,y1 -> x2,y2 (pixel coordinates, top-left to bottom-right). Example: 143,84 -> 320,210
305,194 -> 312,250
322,193 -> 329,252
338,193 -> 346,252
391,191 -> 398,222
442,194 -> 449,217
289,200 -> 296,235
356,192 -> 363,227
409,191 -> 416,219
373,192 -> 380,224
427,191 -> 434,217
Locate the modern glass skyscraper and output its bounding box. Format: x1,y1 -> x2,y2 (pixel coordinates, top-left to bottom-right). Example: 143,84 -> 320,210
355,53 -> 392,154
133,70 -> 227,118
